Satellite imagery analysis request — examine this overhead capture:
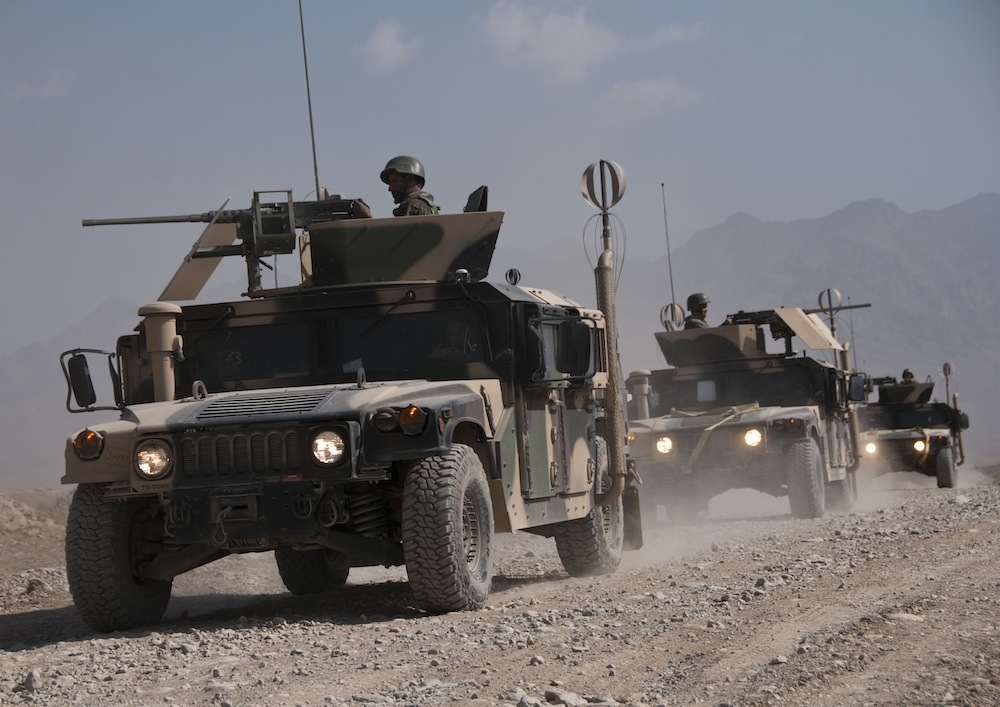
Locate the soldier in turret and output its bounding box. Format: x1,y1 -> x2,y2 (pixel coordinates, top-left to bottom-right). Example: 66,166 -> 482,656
683,292 -> 733,329
353,155 -> 440,218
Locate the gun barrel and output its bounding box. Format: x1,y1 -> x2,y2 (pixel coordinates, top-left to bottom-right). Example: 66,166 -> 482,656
82,212 -> 233,227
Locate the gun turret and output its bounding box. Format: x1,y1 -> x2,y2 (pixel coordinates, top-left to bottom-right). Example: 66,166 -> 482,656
83,190 -> 359,296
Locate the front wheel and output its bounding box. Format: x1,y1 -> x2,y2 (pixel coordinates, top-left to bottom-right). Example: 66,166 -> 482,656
787,438 -> 825,519
553,437 -> 624,577
936,447 -> 957,488
402,444 -> 494,612
65,483 -> 172,632
275,546 -> 351,595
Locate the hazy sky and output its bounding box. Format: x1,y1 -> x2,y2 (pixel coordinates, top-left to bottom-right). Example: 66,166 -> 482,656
2,1 -> 998,355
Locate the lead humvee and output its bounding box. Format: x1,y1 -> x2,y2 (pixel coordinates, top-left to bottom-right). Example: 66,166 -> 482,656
858,374 -> 969,487
626,307 -> 867,523
60,187 -> 641,632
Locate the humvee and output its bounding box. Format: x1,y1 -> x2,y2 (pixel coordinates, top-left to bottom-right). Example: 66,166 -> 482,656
858,374 -> 969,487
626,307 -> 867,523
60,186 -> 641,632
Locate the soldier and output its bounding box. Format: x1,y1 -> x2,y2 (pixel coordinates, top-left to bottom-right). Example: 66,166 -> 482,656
684,292 -> 732,329
352,155 -> 440,218
900,368 -> 915,384
684,292 -> 711,329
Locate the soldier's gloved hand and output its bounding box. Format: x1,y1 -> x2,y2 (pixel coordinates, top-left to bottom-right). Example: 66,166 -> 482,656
352,199 -> 372,219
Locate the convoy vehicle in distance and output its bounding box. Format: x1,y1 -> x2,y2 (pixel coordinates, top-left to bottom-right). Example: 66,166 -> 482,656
626,306 -> 867,523
858,371 -> 969,488
60,184 -> 641,632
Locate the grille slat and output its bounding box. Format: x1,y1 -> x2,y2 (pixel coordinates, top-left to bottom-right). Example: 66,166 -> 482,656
178,430 -> 303,480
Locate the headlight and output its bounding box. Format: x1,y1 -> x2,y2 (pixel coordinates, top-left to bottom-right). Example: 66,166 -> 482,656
655,436 -> 673,455
135,440 -> 172,479
744,428 -> 763,447
913,439 -> 926,453
865,441 -> 877,455
312,430 -> 346,465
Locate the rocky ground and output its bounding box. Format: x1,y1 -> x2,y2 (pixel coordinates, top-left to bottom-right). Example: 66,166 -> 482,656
1,465 -> 999,706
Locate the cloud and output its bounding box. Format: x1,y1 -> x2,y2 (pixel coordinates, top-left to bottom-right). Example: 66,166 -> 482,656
598,75 -> 698,127
11,69 -> 70,101
649,22 -> 710,46
484,1 -> 620,85
359,19 -> 419,74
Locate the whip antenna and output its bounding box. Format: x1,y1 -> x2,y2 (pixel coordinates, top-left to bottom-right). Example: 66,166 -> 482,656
298,0 -> 321,200
661,182 -> 676,308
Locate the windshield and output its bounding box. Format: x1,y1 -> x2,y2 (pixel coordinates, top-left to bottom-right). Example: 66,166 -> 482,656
177,308 -> 489,392
648,366 -> 816,415
861,405 -> 950,430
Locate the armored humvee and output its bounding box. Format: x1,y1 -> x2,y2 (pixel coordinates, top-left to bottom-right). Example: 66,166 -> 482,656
858,375 -> 969,487
626,307 -> 867,523
60,187 -> 641,632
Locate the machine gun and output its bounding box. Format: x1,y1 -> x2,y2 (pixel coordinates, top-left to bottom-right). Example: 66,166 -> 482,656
83,190 -> 359,299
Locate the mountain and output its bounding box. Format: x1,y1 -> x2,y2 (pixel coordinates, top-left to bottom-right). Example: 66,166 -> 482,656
3,194 -> 998,488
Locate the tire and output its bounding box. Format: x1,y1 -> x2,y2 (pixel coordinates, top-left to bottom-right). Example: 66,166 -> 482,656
65,483 -> 172,632
936,447 -> 957,488
787,438 -> 825,519
275,546 -> 350,595
553,437 -> 624,577
825,477 -> 854,513
402,444 -> 494,612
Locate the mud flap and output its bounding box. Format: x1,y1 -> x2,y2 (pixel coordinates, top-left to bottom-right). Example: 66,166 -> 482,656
622,484 -> 643,550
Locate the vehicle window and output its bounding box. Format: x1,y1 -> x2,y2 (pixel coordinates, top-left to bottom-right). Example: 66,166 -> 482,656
337,310 -> 486,375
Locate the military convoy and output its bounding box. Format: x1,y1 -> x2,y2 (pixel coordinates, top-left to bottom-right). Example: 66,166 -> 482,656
61,180 -> 642,632
626,306 -> 867,523
858,369 -> 970,487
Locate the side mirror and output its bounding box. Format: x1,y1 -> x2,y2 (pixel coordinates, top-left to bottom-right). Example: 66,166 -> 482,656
68,353 -> 98,408
60,348 -> 123,413
847,373 -> 868,403
958,411 -> 970,430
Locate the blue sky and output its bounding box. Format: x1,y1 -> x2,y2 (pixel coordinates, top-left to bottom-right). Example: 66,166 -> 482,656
1,1 -> 998,354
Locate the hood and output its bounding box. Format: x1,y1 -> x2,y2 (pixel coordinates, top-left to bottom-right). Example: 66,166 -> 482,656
112,379 -> 493,431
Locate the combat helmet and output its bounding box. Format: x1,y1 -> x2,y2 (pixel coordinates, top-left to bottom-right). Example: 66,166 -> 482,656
686,292 -> 710,311
380,155 -> 426,187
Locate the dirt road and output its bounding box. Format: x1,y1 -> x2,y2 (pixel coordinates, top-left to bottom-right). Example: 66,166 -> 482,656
1,470 -> 998,706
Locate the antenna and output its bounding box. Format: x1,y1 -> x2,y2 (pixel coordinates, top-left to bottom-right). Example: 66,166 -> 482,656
660,182 -> 676,309
298,0 -> 321,201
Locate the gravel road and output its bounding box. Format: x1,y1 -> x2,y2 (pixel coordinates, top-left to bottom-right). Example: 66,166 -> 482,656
1,468 -> 998,706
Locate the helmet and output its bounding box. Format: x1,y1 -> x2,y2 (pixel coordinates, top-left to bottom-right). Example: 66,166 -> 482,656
380,155 -> 426,186
686,292 -> 710,311
902,368 -> 913,379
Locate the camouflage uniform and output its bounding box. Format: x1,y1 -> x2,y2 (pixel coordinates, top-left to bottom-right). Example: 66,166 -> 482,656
393,190 -> 440,217
684,314 -> 708,329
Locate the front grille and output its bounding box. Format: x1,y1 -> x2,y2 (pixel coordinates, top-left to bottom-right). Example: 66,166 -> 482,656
179,429 -> 304,479
673,427 -> 763,458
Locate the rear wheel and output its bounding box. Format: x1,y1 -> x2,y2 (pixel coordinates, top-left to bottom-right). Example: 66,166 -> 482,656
553,437 -> 624,577
936,447 -> 957,488
402,444 -> 494,612
787,438 -> 825,519
275,546 -> 350,595
66,483 -> 172,632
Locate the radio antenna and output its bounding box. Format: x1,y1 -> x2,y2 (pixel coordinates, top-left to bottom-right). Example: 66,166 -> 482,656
298,0 -> 321,200
660,182 -> 677,307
